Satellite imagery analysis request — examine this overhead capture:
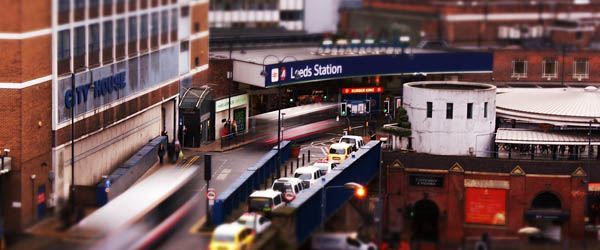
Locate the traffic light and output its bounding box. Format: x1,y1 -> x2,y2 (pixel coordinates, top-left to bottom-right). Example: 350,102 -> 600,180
383,100 -> 390,114
340,103 -> 347,116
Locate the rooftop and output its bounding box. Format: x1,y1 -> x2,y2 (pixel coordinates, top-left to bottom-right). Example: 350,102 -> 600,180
496,87 -> 600,127
406,81 -> 496,90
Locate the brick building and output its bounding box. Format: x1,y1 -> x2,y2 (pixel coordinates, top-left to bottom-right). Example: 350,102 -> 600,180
0,0 -> 209,239
341,0 -> 600,47
383,153 -> 592,248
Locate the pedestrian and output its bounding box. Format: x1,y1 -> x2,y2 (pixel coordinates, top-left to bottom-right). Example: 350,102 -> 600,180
167,141 -> 175,163
158,143 -> 165,164
174,140 -> 183,160
231,120 -> 238,137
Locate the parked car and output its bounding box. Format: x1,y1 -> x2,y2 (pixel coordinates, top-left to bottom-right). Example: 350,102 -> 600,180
328,142 -> 354,163
235,212 -> 272,235
248,189 -> 285,214
312,232 -> 377,250
293,166 -> 324,188
312,160 -> 338,175
209,223 -> 255,250
271,177 -> 305,196
339,135 -> 365,152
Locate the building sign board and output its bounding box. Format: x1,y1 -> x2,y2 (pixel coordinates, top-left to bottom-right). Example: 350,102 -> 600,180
409,174 -> 444,187
263,52 -> 493,87
465,187 -> 507,225
215,94 -> 249,113
342,87 -> 383,95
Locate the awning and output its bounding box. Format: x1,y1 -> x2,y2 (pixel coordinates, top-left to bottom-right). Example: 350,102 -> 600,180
179,87 -> 212,110
495,128 -> 600,146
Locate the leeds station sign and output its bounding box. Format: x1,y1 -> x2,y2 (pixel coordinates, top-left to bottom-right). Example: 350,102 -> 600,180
263,52 -> 493,87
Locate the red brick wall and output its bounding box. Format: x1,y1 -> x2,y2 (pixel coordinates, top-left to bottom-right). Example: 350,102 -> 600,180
492,49 -> 600,86
387,168 -> 587,245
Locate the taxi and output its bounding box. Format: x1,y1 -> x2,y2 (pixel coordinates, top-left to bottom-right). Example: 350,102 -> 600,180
209,223 -> 255,250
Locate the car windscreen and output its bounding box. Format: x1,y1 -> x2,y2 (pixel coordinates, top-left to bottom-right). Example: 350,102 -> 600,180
294,173 -> 312,180
213,233 -> 235,242
340,138 -> 356,145
272,183 -> 292,193
329,148 -> 346,154
237,218 -> 253,228
249,197 -> 272,212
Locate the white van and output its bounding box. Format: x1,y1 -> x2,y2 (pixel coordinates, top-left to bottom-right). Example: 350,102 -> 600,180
271,177 -> 305,196
312,160 -> 337,176
293,166 -> 324,188
339,135 -> 365,152
248,189 -> 285,214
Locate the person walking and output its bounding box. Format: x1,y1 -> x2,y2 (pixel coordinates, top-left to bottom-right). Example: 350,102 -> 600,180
231,120 -> 238,138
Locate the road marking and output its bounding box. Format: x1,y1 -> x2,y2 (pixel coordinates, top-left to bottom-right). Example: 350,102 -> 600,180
189,215 -> 212,235
321,147 -> 328,156
216,168 -> 231,180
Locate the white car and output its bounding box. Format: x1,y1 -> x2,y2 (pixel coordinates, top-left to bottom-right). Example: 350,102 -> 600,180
293,166 -> 324,188
339,135 -> 365,152
312,160 -> 338,176
235,212 -> 272,235
271,177 -> 305,196
312,232 -> 377,250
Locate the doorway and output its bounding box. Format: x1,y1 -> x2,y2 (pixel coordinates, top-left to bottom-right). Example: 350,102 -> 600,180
412,199 -> 439,242
526,192 -> 564,243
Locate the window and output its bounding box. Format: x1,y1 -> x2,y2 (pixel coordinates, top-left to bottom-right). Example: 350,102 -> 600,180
467,103 -> 473,119
573,59 -> 589,79
151,13 -> 159,35
273,195 -> 282,205
161,10 -> 169,34
140,14 -> 148,38
542,59 -> 558,78
181,6 -> 189,17
103,21 -> 113,47
446,103 -> 453,119
512,60 -> 527,78
74,26 -> 86,56
194,22 -> 200,32
426,102 -> 433,118
171,9 -> 178,31
89,24 -> 100,52
104,0 -> 112,6
75,0 -> 85,9
195,56 -> 199,66
116,19 -> 126,45
58,30 -> 70,60
484,102 -> 488,118
180,41 -> 189,51
59,0 -> 70,11
89,0 -> 99,7
129,17 -> 138,41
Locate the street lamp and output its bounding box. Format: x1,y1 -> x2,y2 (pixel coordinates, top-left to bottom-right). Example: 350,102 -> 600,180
321,182 -> 366,230
261,55 -> 297,179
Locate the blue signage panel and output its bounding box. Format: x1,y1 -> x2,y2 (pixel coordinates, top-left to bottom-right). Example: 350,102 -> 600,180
64,72 -> 127,109
264,52 -> 493,87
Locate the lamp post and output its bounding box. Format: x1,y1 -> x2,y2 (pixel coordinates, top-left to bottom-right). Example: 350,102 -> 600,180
321,182 -> 366,231
261,55 -> 297,179
70,73 -> 76,215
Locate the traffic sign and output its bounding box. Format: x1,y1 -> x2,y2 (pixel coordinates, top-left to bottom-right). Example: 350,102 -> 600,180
284,190 -> 295,202
206,188 -> 216,200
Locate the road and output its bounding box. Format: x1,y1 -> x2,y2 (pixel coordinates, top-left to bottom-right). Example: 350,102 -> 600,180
156,131 -> 346,250
156,142 -> 273,250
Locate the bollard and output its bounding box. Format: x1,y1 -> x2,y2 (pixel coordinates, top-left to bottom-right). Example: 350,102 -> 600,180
291,161 -> 294,172
308,150 -> 311,162
296,157 -> 300,169
284,164 -> 287,177
302,154 -> 305,166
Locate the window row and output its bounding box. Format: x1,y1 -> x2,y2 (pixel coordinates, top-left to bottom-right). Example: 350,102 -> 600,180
57,9 -> 179,75
209,0 -> 279,11
426,102 -> 488,120
511,59 -> 589,79
59,0 -> 179,23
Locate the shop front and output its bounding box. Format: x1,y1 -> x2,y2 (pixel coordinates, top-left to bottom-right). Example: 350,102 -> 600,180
340,87 -> 382,117
214,94 -> 249,140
